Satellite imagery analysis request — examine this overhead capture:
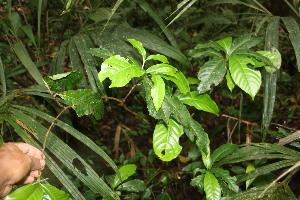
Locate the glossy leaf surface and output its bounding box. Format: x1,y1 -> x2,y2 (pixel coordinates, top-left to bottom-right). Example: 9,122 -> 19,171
113,164 -> 137,188
204,171 -> 221,200
151,75 -> 165,111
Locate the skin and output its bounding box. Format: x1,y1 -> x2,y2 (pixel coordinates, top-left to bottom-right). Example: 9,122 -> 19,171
0,143 -> 45,198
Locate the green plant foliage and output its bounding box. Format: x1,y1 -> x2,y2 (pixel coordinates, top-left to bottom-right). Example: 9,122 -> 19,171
59,89 -> 104,120
116,179 -> 146,192
153,119 -> 184,161
211,143 -> 239,163
211,168 -> 239,193
113,164 -> 137,188
151,75 -> 165,111
204,171 -> 221,200
3,182 -> 71,200
245,165 -> 255,189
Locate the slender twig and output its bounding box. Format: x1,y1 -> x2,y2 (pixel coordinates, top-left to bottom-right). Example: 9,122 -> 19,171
42,106 -> 71,152
259,161 -> 300,198
44,81 -> 64,108
123,84 -> 138,102
222,114 -> 260,127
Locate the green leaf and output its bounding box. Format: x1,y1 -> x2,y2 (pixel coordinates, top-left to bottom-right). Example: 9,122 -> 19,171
229,34 -> 260,55
20,25 -> 37,48
226,70 -> 235,92
41,184 -> 72,200
153,119 -> 184,161
216,37 -> 232,54
116,179 -> 146,192
281,17 -> 300,71
59,89 -> 104,120
257,48 -> 281,73
229,55 -> 261,99
44,71 -> 84,92
99,55 -> 145,87
197,57 -> 227,93
4,182 -> 44,200
161,72 -> 190,94
245,165 -> 255,189
89,48 -> 114,59
127,39 -> 147,60
146,54 -> 169,63
211,168 -> 239,193
151,75 -> 165,111
211,143 -> 239,163
191,174 -> 205,191
146,64 -> 177,75
188,48 -> 222,59
178,91 -> 219,115
113,164 -> 137,188
204,171 -> 221,200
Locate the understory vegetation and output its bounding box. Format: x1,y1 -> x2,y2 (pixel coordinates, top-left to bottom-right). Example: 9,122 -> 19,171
0,0 -> 300,199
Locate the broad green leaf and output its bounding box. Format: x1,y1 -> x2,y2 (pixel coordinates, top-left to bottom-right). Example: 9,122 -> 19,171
204,171 -> 221,200
202,151 -> 212,170
197,57 -> 227,93
113,164 -> 137,188
116,179 -> 146,192
89,48 -> 114,59
4,182 -> 43,200
190,174 -> 205,191
41,184 -> 72,200
146,64 -> 177,75
211,168 -> 239,193
211,143 -> 239,164
229,34 -> 260,55
245,165 -> 255,189
146,54 -> 169,63
99,55 -> 145,87
194,41 -> 224,51
282,17 -> 300,71
257,48 -> 281,73
59,89 -> 104,120
249,57 -> 266,68
161,72 -> 190,94
216,37 -> 232,54
127,39 -> 147,60
229,55 -> 261,99
188,48 -> 222,59
226,70 -> 235,92
187,77 -> 200,85
178,91 -> 219,115
44,71 -> 84,92
151,75 -> 165,111
153,119 -> 184,161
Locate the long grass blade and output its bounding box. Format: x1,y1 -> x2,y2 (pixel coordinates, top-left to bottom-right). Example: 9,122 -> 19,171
262,16 -> 280,140
205,0 -> 265,13
12,41 -> 44,85
282,17 -> 300,72
101,0 -> 124,35
10,109 -> 119,200
6,118 -> 86,200
137,0 -> 179,48
37,0 -> 43,49
0,57 -> 6,97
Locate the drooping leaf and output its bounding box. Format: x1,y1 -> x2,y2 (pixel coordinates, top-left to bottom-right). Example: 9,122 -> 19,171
127,39 -> 147,60
229,34 -> 260,55
257,47 -> 281,73
161,72 -> 190,95
151,75 -> 165,111
216,37 -> 232,54
116,179 -> 146,192
229,55 -> 261,99
204,171 -> 221,200
225,70 -> 235,92
211,168 -> 239,193
153,119 -> 184,161
245,165 -> 255,189
146,54 -> 169,64
98,55 -> 145,87
197,57 -> 227,93
188,48 -> 222,59
59,89 -> 104,120
41,184 -> 72,200
211,143 -> 239,163
4,182 -> 43,200
282,17 -> 300,71
113,164 -> 137,188
178,91 -> 219,115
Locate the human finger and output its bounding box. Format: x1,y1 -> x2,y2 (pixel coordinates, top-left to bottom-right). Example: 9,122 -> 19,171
14,143 -> 44,159
21,176 -> 35,184
29,170 -> 40,178
31,157 -> 41,171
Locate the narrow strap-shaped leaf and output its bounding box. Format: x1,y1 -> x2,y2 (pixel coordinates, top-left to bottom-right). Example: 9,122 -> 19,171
101,0 -> 124,35
237,160 -> 298,183
49,46 -> 66,75
205,0 -> 265,13
262,16 -> 280,137
253,143 -> 300,157
0,57 -> 6,97
211,143 -> 239,163
6,118 -> 86,200
13,105 -> 119,174
10,109 -> 119,200
282,17 -> 300,71
12,41 -> 44,85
